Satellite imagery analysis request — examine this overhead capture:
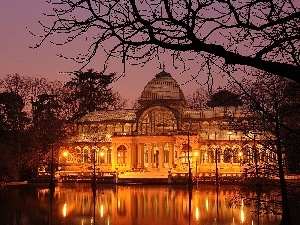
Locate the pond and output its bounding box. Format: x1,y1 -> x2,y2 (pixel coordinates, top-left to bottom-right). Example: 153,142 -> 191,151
0,184 -> 285,225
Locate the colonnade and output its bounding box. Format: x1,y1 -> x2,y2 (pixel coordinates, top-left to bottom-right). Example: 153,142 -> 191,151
60,139 -> 277,173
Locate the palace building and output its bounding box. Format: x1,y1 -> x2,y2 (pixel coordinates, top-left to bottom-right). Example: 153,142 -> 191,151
58,70 -> 277,176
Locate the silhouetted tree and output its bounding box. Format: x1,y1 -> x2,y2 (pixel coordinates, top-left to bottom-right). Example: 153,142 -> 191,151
0,92 -> 30,181
186,87 -> 209,108
228,73 -> 299,225
109,90 -> 128,110
207,90 -> 242,107
279,81 -> 300,173
28,94 -> 66,174
0,73 -> 65,115
34,1 -> 300,83
64,69 -> 117,121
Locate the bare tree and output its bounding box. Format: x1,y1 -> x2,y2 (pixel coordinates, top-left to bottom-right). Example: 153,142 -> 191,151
33,0 -> 300,82
109,90 -> 128,110
186,86 -> 209,108
227,73 -> 300,225
0,74 -> 65,115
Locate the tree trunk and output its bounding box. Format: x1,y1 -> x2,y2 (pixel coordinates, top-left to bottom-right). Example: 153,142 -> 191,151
275,107 -> 293,225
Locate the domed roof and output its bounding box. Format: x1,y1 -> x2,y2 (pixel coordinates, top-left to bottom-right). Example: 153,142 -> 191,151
140,70 -> 186,102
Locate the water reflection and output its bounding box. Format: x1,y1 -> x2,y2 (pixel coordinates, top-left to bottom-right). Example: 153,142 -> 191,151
0,184 -> 282,225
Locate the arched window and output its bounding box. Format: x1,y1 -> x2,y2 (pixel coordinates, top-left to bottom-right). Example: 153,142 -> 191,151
75,147 -> 82,163
117,145 -> 127,164
201,121 -> 209,129
243,145 -> 252,164
223,147 -> 232,163
115,123 -> 123,132
99,146 -> 107,164
164,143 -> 170,166
83,146 -> 91,163
208,149 -> 214,163
200,145 -> 208,163
144,144 -> 149,166
124,123 -> 132,132
232,147 -> 240,163
138,106 -> 177,134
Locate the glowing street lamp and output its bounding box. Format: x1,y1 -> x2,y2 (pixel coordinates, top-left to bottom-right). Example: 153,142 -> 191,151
62,151 -> 68,158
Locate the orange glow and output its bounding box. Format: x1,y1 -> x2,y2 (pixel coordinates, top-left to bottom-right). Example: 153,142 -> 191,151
100,152 -> 105,157
100,204 -> 104,217
241,208 -> 245,223
63,203 -> 67,217
62,151 -> 68,157
195,207 -> 199,220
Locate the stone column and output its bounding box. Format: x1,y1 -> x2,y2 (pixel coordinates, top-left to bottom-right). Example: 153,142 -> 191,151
150,144 -> 154,168
147,144 -> 152,169
169,143 -> 174,169
140,143 -> 145,169
159,144 -> 164,168
131,143 -> 138,169
111,145 -> 117,170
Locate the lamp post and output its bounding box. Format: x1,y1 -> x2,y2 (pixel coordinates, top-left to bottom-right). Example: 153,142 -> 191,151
92,145 -> 97,188
215,148 -> 219,186
187,129 -> 193,188
50,142 -> 55,189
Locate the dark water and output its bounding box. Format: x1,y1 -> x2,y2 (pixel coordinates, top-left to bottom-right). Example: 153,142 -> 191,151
0,184 -> 284,225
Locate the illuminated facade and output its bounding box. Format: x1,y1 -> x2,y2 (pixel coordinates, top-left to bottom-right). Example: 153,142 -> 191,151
59,70 -> 277,175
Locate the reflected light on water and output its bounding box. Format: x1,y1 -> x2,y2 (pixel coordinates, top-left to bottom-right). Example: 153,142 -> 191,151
0,184 -> 283,225
195,207 -> 199,220
100,204 -> 104,217
241,209 -> 244,223
63,203 -> 67,217
241,198 -> 244,223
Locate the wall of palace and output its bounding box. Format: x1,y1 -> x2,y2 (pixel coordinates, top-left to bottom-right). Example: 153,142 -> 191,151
57,70 -> 278,176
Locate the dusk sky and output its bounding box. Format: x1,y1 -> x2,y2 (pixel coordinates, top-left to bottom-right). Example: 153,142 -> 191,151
1,0 -> 230,106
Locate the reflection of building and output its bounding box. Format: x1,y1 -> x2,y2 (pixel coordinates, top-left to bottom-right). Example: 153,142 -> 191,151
34,185 -> 280,225
59,70 -> 277,175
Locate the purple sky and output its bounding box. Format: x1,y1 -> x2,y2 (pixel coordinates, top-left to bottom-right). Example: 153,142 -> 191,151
0,0 -> 230,106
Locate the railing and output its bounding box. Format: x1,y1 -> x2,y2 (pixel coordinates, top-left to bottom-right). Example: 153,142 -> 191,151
113,131 -> 199,136
58,171 -> 114,183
